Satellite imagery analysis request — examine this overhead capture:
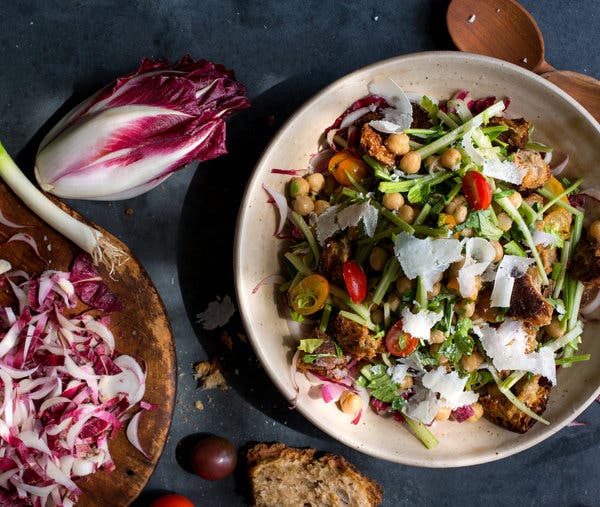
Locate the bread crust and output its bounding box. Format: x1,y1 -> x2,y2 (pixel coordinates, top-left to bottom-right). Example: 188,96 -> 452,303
247,443 -> 383,507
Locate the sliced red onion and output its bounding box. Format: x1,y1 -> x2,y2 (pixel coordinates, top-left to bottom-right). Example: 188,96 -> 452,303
550,152 -> 569,175
6,233 -> 45,262
339,106 -> 371,129
321,382 -> 346,403
543,151 -> 552,164
451,404 -> 475,422
251,273 -> 285,295
567,419 -> 587,427
126,411 -> 149,459
270,168 -> 306,176
308,149 -> 334,173
0,209 -> 29,229
262,183 -> 289,237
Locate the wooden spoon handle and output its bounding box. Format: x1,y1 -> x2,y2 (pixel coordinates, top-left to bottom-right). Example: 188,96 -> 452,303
542,70 -> 600,123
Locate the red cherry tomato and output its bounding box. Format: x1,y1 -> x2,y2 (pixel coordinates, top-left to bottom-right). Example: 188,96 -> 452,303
343,260 -> 367,304
150,494 -> 195,507
385,320 -> 419,357
462,170 -> 492,210
190,436 -> 237,481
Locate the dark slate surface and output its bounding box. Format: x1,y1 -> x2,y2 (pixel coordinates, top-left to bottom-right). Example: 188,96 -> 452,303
1,1 -> 599,506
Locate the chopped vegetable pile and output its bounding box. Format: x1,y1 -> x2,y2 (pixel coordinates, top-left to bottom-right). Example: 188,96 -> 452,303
0,253 -> 147,506
269,79 -> 596,448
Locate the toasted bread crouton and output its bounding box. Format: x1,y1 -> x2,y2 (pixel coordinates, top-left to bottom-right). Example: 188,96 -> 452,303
514,149 -> 552,190
569,235 -> 600,286
507,273 -> 553,327
247,443 -> 383,507
296,330 -> 349,381
479,375 -> 551,433
332,315 -> 383,361
488,116 -> 531,150
317,237 -> 350,283
474,286 -> 503,323
410,103 -> 432,129
360,124 -> 396,167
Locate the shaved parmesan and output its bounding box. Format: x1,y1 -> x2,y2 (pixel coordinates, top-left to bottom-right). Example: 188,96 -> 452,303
533,229 -> 559,247
400,307 -> 443,341
491,254 -> 534,307
315,202 -> 378,244
402,388 -> 441,425
482,159 -> 527,185
478,318 -> 557,384
422,368 -> 479,409
394,233 -> 462,290
367,77 -> 413,131
387,363 -> 411,385
457,238 -> 496,299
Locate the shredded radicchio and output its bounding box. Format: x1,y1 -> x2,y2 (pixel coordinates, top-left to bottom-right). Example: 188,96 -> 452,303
70,253 -> 123,312
0,265 -> 146,506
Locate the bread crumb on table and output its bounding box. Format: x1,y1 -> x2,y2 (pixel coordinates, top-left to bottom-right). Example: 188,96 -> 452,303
193,358 -> 228,390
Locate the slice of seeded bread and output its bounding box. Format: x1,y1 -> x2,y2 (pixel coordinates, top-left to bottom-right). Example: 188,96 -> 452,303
247,443 -> 383,507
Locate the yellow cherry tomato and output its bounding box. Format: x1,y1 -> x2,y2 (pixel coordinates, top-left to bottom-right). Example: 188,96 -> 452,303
328,151 -> 370,187
288,274 -> 329,315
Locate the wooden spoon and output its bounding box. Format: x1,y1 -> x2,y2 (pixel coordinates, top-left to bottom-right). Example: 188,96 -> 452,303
446,0 -> 600,122
0,182 -> 176,506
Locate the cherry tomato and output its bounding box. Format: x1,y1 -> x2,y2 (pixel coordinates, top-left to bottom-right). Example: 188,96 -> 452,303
191,436 -> 237,481
462,171 -> 492,210
288,274 -> 330,315
385,320 -> 419,357
328,151 -> 370,186
342,260 -> 367,304
150,494 -> 195,507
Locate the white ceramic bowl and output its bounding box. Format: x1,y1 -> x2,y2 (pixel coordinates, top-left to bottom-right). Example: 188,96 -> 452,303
234,51 -> 600,467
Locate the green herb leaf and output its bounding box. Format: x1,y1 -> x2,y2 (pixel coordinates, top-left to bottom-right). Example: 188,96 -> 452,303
298,338 -> 324,353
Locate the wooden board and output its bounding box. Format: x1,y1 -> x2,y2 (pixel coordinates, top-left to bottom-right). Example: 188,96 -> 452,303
0,182 -> 176,506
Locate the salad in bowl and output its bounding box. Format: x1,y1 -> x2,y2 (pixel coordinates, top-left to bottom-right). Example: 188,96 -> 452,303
235,52 -> 600,466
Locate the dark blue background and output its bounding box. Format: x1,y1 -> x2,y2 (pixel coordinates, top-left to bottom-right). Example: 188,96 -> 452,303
1,1 -> 598,506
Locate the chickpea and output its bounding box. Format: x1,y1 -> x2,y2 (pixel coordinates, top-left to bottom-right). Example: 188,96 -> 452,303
396,276 -> 415,294
399,375 -> 414,389
435,406 -> 452,422
589,219 -> 600,242
384,132 -> 410,156
369,246 -> 389,271
425,155 -> 439,171
456,300 -> 476,318
440,147 -> 462,169
306,172 -> 325,193
438,354 -> 449,366
387,293 -> 401,312
382,192 -> 405,210
497,212 -> 513,232
507,190 -> 523,209
289,177 -> 309,197
460,227 -> 474,238
461,350 -> 484,372
490,240 -> 504,263
467,402 -> 484,422
545,316 -> 565,339
399,151 -> 422,174
397,205 -> 416,224
314,199 -> 330,215
429,329 -> 446,344
428,281 -> 441,298
444,195 -> 466,215
293,195 -> 314,216
339,390 -> 362,415
453,205 -> 468,224
370,307 -> 384,325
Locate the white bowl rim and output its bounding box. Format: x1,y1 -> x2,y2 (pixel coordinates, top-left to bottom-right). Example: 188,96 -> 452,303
234,50 -> 600,467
